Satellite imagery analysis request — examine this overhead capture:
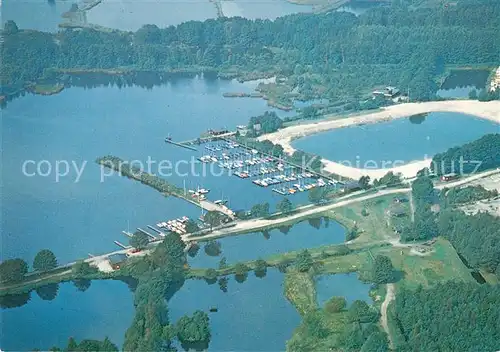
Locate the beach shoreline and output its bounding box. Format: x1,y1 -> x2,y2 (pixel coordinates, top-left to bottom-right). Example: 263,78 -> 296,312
259,100 -> 500,180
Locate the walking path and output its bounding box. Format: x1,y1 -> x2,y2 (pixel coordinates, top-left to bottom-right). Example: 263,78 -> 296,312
381,283 -> 396,349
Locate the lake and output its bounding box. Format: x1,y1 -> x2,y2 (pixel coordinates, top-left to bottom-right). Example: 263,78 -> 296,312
437,69 -> 490,99
188,217 -> 346,268
169,268 -> 301,351
0,280 -> 135,351
87,0 -> 312,31
315,273 -> 371,307
291,112 -> 499,168
1,75 -> 305,264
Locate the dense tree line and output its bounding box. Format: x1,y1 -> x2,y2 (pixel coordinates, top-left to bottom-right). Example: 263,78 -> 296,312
401,176 -> 438,242
392,282 -> 500,351
46,337 -> 118,352
2,0 -> 500,102
432,133 -> 500,175
441,185 -> 498,206
438,210 -> 500,275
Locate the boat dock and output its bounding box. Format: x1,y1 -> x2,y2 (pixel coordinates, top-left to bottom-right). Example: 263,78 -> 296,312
165,138 -> 198,151
114,240 -> 132,249
137,228 -> 157,240
122,231 -> 133,237
178,131 -> 237,146
147,225 -> 167,237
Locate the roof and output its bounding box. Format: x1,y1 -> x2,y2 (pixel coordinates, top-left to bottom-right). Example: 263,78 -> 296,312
344,181 -> 361,190
109,253 -> 128,265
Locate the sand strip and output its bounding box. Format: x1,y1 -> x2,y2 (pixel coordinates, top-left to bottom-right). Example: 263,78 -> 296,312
259,101 -> 500,180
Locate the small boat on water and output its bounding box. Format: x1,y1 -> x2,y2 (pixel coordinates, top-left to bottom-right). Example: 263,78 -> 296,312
209,307 -> 218,312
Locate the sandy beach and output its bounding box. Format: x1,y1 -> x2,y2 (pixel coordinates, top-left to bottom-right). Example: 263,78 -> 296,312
259,100 -> 500,180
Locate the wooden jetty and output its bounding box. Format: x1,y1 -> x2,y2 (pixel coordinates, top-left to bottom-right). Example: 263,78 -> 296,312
165,138 -> 198,151
147,225 -> 167,237
114,240 -> 131,249
218,135 -> 343,185
137,227 -> 157,240
122,231 -> 133,237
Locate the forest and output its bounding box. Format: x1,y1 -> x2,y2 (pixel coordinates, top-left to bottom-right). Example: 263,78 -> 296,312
438,209 -> 500,275
431,133 -> 500,175
2,0 -> 500,103
391,282 -> 500,352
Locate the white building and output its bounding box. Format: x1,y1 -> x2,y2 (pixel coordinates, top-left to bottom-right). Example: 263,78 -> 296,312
490,67 -> 500,92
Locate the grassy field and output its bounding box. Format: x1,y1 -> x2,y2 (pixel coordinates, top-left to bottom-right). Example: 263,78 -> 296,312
284,269 -> 317,316
370,238 -> 475,289
328,192 -> 411,244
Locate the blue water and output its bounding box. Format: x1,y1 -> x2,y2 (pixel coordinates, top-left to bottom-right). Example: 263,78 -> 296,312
292,112 -> 499,167
0,280 -> 134,351
1,77 -> 301,264
169,269 -> 300,351
315,273 -> 371,307
188,217 -> 345,268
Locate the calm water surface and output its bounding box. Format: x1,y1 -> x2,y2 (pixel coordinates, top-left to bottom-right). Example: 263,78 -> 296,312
169,268 -> 301,351
437,69 -> 490,99
292,112 -> 499,167
0,280 -> 134,351
188,217 -> 346,268
2,77 -> 299,264
315,273 -> 371,307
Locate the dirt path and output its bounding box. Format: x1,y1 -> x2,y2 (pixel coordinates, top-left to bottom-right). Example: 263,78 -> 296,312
0,269 -> 72,291
381,283 -> 396,349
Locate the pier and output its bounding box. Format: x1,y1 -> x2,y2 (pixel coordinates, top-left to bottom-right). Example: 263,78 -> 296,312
137,227 -> 157,240
122,231 -> 133,237
178,131 -> 237,146
147,225 -> 167,236
217,135 -> 343,185
165,138 -> 198,151
114,241 -> 132,249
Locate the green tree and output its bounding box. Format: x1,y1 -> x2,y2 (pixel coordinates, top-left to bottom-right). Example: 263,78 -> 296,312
204,210 -> 223,230
304,310 -> 328,338
3,20 -> 19,34
348,300 -> 378,323
205,268 -> 217,281
130,232 -> 149,250
33,249 -> 58,271
372,255 -> 395,284
151,233 -> 186,270
360,331 -> 389,352
218,257 -> 228,270
234,262 -> 250,276
0,258 -> 28,283
254,259 -> 267,277
72,261 -> 97,277
308,187 -> 327,204
296,249 -> 313,272
358,176 -> 371,189
277,197 -> 294,213
325,296 -> 347,313
185,219 -> 200,233
468,88 -> 478,100
176,310 -> 211,343
346,225 -> 359,241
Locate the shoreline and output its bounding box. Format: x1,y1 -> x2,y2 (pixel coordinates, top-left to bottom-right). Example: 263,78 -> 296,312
259,100 -> 500,180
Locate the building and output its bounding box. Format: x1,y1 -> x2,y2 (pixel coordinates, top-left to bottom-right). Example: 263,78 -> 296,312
490,67 -> 500,92
108,253 -> 128,270
372,86 -> 400,98
441,173 -> 458,182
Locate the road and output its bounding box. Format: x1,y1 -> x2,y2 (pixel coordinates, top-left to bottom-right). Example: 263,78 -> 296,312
381,283 -> 396,349
4,169 -> 497,293
183,188 -> 409,242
